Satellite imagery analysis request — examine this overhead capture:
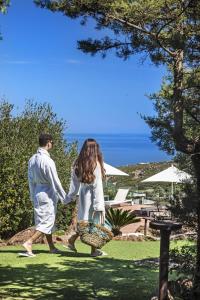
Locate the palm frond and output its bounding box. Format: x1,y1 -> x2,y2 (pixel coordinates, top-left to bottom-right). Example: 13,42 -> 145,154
105,207 -> 140,236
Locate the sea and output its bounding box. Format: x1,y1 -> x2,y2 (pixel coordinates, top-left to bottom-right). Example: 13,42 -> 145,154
65,133 -> 171,166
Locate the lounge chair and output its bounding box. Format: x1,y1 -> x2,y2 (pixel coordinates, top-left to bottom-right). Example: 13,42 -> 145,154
104,188 -> 133,206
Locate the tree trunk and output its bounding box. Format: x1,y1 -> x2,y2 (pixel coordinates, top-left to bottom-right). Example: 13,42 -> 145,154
191,154 -> 200,299
172,49 -> 194,154
172,46 -> 200,298
172,50 -> 187,151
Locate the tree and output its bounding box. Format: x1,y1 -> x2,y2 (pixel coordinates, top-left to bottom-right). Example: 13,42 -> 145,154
0,0 -> 9,40
144,72 -> 200,209
0,100 -> 77,238
0,0 -> 9,13
33,0 -> 200,152
34,1 -> 200,296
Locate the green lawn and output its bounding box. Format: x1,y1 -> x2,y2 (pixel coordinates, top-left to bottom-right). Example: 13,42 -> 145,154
0,240 -> 184,300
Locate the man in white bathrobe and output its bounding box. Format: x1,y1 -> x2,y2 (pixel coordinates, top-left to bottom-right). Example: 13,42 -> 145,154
22,133 -> 66,256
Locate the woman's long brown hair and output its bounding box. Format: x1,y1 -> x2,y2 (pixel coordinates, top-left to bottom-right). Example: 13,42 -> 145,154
74,139 -> 105,184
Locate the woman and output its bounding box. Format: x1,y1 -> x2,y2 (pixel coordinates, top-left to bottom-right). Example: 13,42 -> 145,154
65,138 -> 106,257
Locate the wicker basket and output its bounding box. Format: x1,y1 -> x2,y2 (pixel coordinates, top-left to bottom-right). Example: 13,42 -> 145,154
77,221 -> 113,248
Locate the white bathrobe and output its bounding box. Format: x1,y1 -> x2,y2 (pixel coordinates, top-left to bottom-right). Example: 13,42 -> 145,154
65,162 -> 105,222
28,148 -> 66,234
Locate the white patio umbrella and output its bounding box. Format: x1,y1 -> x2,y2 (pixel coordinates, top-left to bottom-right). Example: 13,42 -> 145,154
141,165 -> 192,196
104,162 -> 129,176
103,162 -> 129,189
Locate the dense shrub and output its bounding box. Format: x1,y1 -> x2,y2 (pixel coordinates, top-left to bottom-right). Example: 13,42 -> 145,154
0,100 -> 77,239
169,243 -> 196,279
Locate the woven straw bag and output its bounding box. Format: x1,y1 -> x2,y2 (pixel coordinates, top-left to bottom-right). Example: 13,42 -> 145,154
77,221 -> 113,248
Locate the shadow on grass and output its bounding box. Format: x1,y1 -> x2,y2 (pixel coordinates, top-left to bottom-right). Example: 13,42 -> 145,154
0,249 -> 159,300
0,248 -> 89,258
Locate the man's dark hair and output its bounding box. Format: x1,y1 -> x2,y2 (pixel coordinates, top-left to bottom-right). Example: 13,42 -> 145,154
39,133 -> 53,147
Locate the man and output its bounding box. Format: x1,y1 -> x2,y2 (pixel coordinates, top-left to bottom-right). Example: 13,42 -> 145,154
21,133 -> 66,256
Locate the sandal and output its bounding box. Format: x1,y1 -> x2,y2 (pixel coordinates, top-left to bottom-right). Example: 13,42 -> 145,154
50,248 -> 63,254
22,241 -> 32,253
18,252 -> 36,257
91,250 -> 107,257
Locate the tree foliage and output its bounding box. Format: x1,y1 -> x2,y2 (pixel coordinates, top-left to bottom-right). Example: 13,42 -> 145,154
34,0 -> 200,154
34,1 -> 199,62
144,70 -> 200,155
0,0 -> 9,13
0,0 -> 9,40
0,100 -> 77,239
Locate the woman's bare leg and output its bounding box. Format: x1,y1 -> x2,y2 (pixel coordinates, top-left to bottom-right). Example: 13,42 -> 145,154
68,233 -> 79,247
91,246 -> 97,255
45,234 -> 58,252
23,230 -> 44,253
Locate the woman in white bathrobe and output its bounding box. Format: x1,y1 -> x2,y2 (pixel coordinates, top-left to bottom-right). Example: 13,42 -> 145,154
65,138 -> 106,257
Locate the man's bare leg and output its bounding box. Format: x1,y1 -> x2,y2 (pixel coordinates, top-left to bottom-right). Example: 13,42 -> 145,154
45,234 -> 59,252
23,230 -> 44,254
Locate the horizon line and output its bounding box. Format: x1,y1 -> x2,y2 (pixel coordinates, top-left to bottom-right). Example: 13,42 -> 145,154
65,132 -> 151,135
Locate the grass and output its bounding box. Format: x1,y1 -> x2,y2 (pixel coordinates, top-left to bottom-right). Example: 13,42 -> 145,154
0,240 -> 186,300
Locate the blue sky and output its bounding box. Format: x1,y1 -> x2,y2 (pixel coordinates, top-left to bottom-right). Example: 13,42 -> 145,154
0,0 -> 166,134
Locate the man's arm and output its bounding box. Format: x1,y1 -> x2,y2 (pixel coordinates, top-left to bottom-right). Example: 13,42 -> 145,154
28,161 -> 36,202
45,160 -> 66,203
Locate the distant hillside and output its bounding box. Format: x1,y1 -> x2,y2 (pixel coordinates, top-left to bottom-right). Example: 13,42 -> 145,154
107,161 -> 173,192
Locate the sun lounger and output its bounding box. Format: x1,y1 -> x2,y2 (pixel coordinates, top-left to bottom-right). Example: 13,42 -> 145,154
104,188 -> 133,206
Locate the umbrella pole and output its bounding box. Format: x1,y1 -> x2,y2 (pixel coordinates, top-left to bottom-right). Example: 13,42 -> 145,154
171,182 -> 174,198
105,176 -> 108,187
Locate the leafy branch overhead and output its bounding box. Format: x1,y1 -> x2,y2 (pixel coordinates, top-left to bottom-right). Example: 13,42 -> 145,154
0,0 -> 9,13
34,0 -> 199,63
35,0 -> 200,156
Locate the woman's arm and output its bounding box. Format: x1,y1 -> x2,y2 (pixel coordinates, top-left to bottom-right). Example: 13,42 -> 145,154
92,163 -> 105,212
64,168 -> 80,204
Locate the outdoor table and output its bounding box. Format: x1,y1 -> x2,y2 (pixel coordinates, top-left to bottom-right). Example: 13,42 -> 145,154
150,220 -> 182,300
142,217 -> 153,236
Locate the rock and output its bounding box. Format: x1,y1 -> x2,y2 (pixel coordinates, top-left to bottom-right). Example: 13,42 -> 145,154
5,227 -> 76,246
0,240 -> 7,247
170,232 -> 196,241
150,289 -> 174,300
168,279 -> 193,300
6,227 -> 45,245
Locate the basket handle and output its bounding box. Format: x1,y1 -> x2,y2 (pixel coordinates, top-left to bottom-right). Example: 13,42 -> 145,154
91,211 -> 105,225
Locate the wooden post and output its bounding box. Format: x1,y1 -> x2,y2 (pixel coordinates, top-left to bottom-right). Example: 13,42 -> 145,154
159,229 -> 170,299
150,221 -> 182,300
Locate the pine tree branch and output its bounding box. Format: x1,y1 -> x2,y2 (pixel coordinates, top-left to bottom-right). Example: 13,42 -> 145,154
184,107 -> 200,124
156,0 -> 196,37
107,14 -> 175,57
